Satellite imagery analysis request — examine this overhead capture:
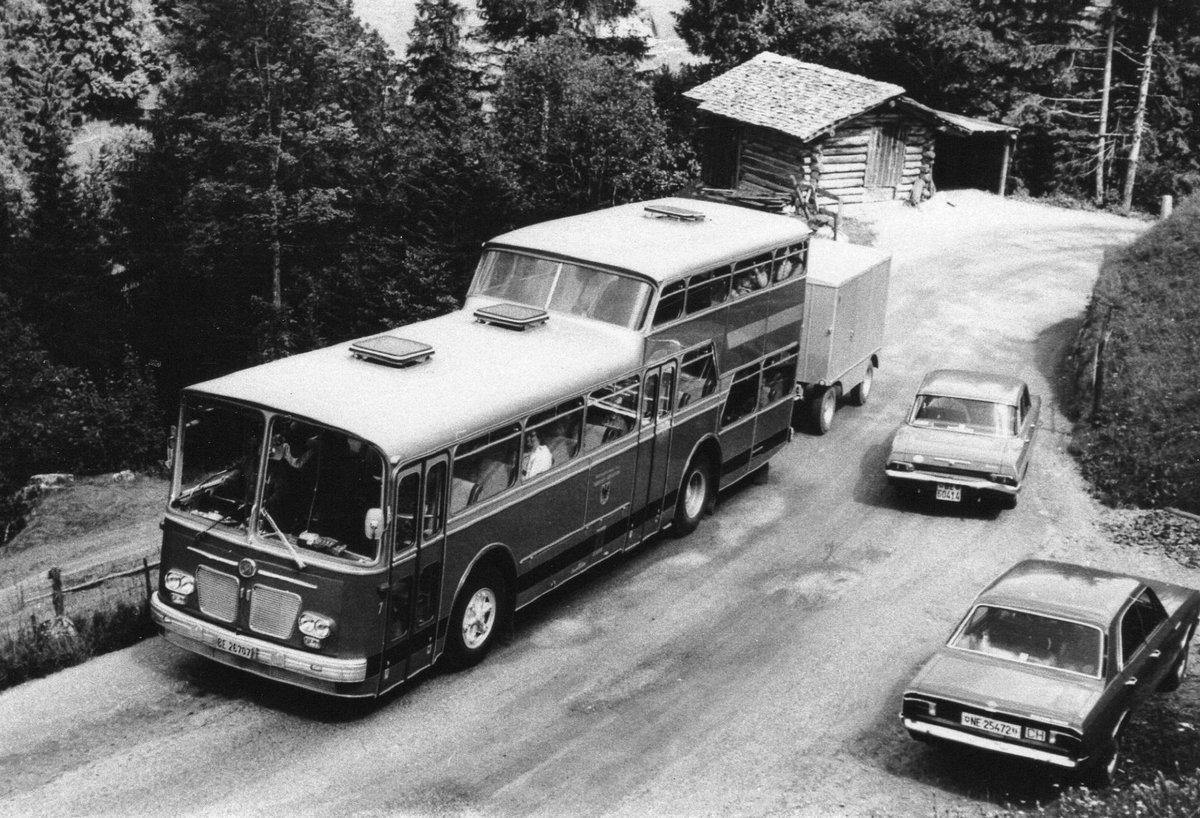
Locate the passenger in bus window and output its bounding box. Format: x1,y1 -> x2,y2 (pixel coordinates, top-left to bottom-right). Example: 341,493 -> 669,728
732,272 -> 755,298
521,430 -> 552,478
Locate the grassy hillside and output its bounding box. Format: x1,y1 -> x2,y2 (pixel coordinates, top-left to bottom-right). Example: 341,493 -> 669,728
1067,195 -> 1200,513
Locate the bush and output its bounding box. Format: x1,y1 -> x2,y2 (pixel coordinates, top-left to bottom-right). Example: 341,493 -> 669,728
1066,194 -> 1200,513
0,599 -> 155,692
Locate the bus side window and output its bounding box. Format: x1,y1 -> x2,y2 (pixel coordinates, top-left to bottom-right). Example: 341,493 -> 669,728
423,461 -> 446,538
722,366 -> 761,427
584,377 -> 639,452
395,471 -> 420,551
652,280 -> 686,327
760,352 -> 797,409
677,347 -> 717,408
451,427 -> 520,511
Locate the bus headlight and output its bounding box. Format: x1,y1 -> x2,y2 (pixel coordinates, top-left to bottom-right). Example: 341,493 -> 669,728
164,569 -> 195,600
298,611 -> 334,640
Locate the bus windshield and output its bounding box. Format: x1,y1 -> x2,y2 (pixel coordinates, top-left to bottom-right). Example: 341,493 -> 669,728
472,250 -> 652,329
172,399 -> 385,564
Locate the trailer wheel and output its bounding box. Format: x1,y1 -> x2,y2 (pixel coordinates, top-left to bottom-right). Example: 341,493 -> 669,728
847,363 -> 874,407
809,386 -> 838,435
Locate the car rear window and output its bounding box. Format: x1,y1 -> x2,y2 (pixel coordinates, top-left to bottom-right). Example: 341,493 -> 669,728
911,396 -> 1017,435
951,605 -> 1103,678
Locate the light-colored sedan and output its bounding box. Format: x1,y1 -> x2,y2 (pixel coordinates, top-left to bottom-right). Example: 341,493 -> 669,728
885,369 -> 1039,509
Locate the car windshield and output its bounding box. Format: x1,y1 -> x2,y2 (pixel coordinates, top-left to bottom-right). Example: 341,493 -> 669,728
951,605 -> 1103,678
910,394 -> 1017,435
471,250 -> 652,330
172,399 -> 385,565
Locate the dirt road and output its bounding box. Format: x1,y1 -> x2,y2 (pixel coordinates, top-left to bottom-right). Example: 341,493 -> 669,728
0,191 -> 1183,818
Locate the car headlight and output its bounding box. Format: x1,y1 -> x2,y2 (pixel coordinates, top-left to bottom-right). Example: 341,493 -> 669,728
164,569 -> 195,596
298,611 -> 334,640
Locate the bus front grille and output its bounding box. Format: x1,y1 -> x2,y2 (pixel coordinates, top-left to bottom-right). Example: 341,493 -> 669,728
249,585 -> 302,639
196,566 -> 239,622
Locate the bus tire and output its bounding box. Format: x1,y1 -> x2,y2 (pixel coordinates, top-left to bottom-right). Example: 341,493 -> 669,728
809,386 -> 837,435
445,566 -> 506,670
847,363 -> 873,407
672,455 -> 712,537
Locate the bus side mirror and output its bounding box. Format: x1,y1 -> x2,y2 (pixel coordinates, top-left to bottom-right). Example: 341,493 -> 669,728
364,508 -> 385,540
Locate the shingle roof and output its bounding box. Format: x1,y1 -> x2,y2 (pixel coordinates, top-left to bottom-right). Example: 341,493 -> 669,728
683,52 -> 906,142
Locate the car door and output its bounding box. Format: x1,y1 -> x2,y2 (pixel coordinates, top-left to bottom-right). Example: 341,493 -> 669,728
1116,589 -> 1172,707
1016,386 -> 1040,481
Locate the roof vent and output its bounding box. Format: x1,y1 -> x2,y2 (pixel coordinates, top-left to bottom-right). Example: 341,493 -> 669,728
645,203 -> 705,222
473,303 -> 549,331
350,335 -> 433,367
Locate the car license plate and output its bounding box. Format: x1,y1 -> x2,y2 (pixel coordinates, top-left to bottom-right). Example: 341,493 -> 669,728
961,712 -> 1021,739
935,484 -> 962,502
215,636 -> 257,662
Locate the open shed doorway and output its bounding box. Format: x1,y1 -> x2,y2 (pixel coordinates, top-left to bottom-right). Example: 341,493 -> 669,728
933,132 -> 1011,193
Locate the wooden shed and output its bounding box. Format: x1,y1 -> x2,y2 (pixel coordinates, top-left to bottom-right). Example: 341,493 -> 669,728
684,53 -> 1016,206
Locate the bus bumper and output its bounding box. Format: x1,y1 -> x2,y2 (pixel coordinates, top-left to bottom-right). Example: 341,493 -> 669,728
151,593 -> 369,690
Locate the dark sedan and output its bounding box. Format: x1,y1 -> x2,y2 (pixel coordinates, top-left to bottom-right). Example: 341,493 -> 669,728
901,560 -> 1200,785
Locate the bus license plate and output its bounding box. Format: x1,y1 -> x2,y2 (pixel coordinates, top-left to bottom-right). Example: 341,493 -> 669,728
961,712 -> 1021,739
935,484 -> 962,503
216,636 -> 257,662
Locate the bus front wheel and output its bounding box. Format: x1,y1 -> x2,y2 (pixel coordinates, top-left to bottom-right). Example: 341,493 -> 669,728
446,566 -> 506,670
672,455 -> 712,537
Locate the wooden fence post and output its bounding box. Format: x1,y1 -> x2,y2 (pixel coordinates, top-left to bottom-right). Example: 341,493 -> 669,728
49,567 -> 64,617
143,558 -> 153,602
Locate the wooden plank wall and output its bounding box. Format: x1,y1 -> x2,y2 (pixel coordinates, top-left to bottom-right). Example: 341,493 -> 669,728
731,112 -> 936,205
818,112 -> 935,203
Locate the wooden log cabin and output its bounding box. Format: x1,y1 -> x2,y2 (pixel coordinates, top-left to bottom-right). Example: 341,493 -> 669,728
684,53 -> 1016,206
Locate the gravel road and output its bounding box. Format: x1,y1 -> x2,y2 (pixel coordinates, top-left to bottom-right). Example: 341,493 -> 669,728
1,190 -> 1183,818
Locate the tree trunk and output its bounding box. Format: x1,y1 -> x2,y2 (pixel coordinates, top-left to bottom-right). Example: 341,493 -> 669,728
1095,13 -> 1114,205
1120,1 -> 1158,215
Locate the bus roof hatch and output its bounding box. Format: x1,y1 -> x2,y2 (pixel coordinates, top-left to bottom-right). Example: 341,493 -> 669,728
473,303 -> 550,331
349,335 -> 434,367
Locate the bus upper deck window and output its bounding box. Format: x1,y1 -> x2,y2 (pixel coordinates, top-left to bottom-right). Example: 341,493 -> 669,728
677,347 -> 717,408
474,251 -> 558,308
652,281 -> 685,327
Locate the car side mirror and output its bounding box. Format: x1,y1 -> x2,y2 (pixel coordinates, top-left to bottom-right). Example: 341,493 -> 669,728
364,507 -> 385,540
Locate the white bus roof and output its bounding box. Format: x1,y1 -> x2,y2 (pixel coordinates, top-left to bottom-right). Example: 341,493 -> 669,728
485,197 -> 812,283
187,309 -> 645,462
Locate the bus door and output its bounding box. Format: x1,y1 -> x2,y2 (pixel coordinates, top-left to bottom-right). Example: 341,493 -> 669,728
748,347 -> 798,472
631,362 -> 676,546
381,456 -> 448,690
718,364 -> 761,485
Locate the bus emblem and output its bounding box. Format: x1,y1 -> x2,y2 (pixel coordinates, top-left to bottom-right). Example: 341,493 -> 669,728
238,558 -> 257,578
600,483 -> 611,505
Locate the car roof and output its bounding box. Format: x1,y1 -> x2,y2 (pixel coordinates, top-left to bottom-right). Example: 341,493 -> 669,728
977,560 -> 1142,627
484,197 -> 812,284
918,369 -> 1027,405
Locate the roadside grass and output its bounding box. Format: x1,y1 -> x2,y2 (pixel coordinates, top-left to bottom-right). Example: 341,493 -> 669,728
1065,192 -> 1200,514
0,598 -> 155,692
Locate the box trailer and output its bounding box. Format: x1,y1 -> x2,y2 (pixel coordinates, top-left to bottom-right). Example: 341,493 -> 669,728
798,239 -> 891,434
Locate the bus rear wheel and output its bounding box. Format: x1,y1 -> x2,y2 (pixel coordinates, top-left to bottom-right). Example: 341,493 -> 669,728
445,566 -> 506,670
809,386 -> 838,435
672,455 -> 712,536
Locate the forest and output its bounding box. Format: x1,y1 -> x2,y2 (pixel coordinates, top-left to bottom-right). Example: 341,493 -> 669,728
0,0 -> 1197,539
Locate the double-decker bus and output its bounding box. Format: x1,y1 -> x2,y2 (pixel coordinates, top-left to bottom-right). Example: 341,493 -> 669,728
151,198 -> 812,697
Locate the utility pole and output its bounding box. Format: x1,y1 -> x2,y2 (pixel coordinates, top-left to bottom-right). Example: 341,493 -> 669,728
1120,0 -> 1159,214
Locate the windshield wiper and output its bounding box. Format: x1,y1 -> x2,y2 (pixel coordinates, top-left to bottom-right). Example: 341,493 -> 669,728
258,507 -> 307,570
178,467 -> 237,502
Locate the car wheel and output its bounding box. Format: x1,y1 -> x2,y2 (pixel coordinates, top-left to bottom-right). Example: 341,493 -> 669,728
1083,714 -> 1127,788
445,566 -> 506,670
847,363 -> 874,407
672,455 -> 713,536
809,386 -> 838,435
1160,624 -> 1195,692
995,493 -> 1017,511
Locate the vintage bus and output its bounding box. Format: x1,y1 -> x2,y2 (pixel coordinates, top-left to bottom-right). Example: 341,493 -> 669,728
151,197 -> 812,696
